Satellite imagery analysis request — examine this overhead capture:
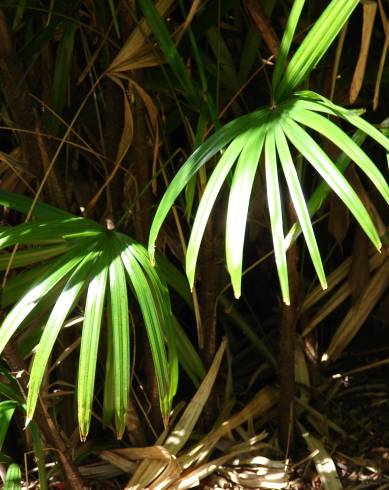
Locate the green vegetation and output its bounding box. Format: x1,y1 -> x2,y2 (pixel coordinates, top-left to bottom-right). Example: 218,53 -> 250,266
0,0 -> 387,488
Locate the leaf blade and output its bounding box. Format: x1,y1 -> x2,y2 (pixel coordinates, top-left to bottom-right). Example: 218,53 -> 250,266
275,0 -> 359,100
77,247 -> 109,440
290,107 -> 389,204
108,238 -> 130,439
275,125 -> 326,289
226,127 -> 265,298
265,126 -> 290,305
283,118 -> 381,250
148,109 -> 269,262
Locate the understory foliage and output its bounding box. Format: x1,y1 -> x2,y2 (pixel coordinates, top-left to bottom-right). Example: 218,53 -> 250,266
0,0 -> 388,488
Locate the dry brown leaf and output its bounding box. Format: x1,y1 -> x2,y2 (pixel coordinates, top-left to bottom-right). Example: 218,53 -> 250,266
99,450 -> 136,473
373,18 -> 389,109
301,428 -> 343,490
349,0 -> 377,103
323,257 -> 389,362
107,0 -> 174,76
175,0 -> 203,44
302,248 -> 387,336
181,386 -> 279,469
126,338 -> 227,490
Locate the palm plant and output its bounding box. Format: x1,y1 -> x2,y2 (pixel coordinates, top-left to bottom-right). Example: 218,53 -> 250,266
0,190 -> 202,440
148,0 -> 389,305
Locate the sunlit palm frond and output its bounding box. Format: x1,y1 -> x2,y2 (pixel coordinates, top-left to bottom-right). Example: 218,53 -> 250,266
148,0 -> 389,304
0,191 -> 201,440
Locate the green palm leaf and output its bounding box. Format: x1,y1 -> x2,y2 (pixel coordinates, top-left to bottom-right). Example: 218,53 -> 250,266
0,218 -> 102,248
274,0 -> 359,100
4,463 -> 21,490
272,0 -> 305,93
128,241 -> 178,404
284,130 -> 367,250
0,243 -> 68,270
275,125 -> 326,289
108,238 -> 130,439
265,124 -> 289,305
26,249 -> 99,422
186,132 -> 248,290
77,247 -> 109,441
0,401 -> 17,451
0,189 -> 71,220
120,240 -> 172,420
293,93 -> 389,151
282,118 -> 381,250
148,109 -> 269,262
0,244 -> 91,356
226,127 -> 266,298
289,107 -> 389,204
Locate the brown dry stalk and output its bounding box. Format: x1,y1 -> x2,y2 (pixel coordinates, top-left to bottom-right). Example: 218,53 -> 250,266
244,0 -> 280,57
349,0 -> 377,103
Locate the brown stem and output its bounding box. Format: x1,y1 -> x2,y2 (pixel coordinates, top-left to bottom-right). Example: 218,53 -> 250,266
278,203 -> 299,451
243,0 -> 280,58
2,344 -> 85,490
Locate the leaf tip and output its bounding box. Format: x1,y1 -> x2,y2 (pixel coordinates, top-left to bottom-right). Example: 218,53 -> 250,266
24,416 -> 32,429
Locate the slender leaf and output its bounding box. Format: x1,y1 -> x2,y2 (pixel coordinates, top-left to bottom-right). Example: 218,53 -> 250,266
226,127 -> 266,298
173,316 -> 206,386
0,218 -> 102,249
301,429 -> 342,490
103,318 -> 115,429
284,130 -> 367,250
78,248 -> 109,440
108,239 -> 130,439
29,421 -> 48,490
0,244 -> 91,356
275,0 -> 359,100
294,92 -> 389,151
137,0 -> 194,95
290,107 -> 389,204
155,254 -> 193,308
0,189 -> 71,220
47,22 -> 76,134
275,125 -> 326,289
27,250 -> 99,422
0,244 -> 68,271
186,131 -> 249,290
126,240 -> 178,404
283,118 -> 381,250
272,0 -> 305,93
120,242 -> 172,419
265,125 -> 289,305
148,109 -> 269,262
0,401 -> 17,451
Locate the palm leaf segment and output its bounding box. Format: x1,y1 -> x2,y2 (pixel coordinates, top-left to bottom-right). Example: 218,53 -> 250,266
0,195 -> 181,440
149,0 -> 389,305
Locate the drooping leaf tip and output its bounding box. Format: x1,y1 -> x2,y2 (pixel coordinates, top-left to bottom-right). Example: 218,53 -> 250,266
24,416 -> 32,429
